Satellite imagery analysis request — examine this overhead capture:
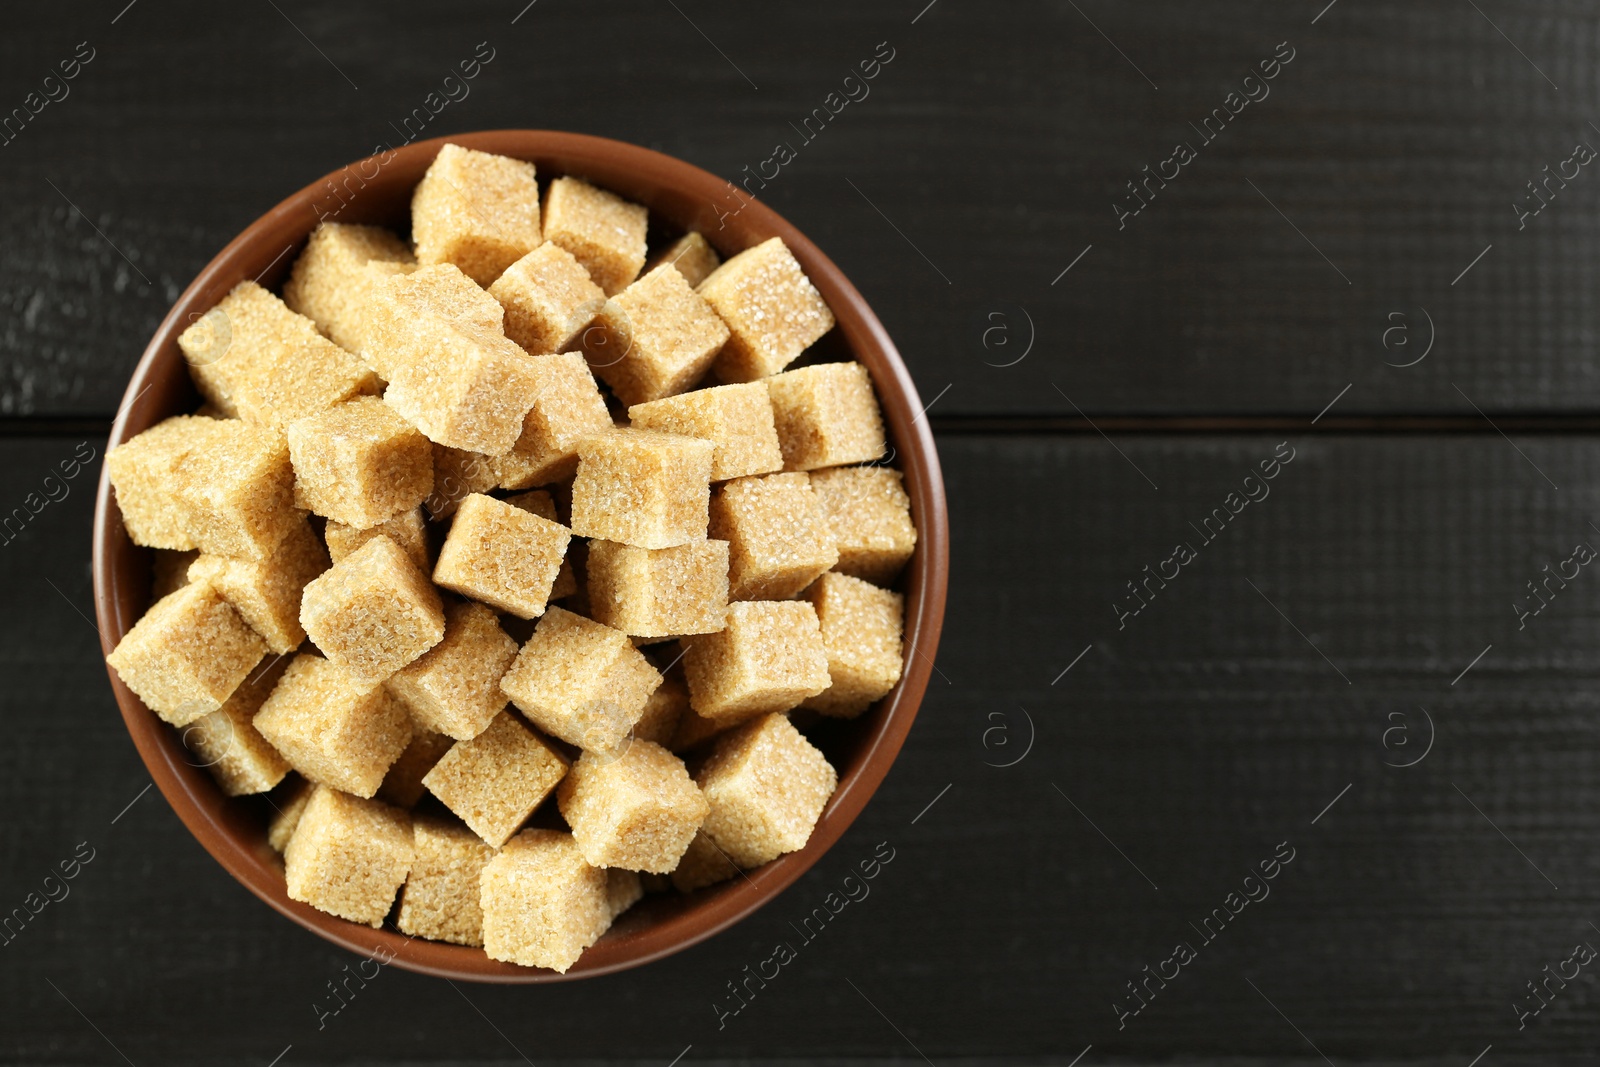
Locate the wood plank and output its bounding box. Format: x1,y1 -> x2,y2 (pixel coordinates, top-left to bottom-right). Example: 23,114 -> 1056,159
5,434 -> 1600,1061
6,1 -> 1600,418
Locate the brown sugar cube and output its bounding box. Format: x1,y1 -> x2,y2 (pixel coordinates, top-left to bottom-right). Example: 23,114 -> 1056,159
423,711 -> 569,847
411,143 -> 542,286
107,582 -> 268,727
284,786 -> 414,927
506,490 -> 576,599
627,382 -> 782,482
807,466 -> 917,585
267,778 -> 314,853
300,536 -> 445,685
494,353 -> 613,489
633,669 -> 687,746
710,473 -> 838,601
365,265 -> 543,455
668,700 -> 731,754
150,549 -> 198,602
647,232 -> 721,289
253,654 -> 413,797
681,600 -> 829,723
481,829 -> 612,971
187,517 -> 327,654
699,237 -> 835,381
283,222 -> 416,363
765,362 -> 886,471
386,601 -> 518,741
376,729 -> 454,809
586,538 -> 729,638
695,712 -> 837,868
581,265 -> 730,407
488,242 -> 606,355
426,445 -> 500,520
172,419 -> 302,561
569,429 -> 714,550
180,655 -> 291,796
177,281 -> 377,430
106,416 -> 230,551
326,507 -> 430,572
499,607 -> 662,750
541,176 -> 648,296
670,829 -> 740,892
287,397 -> 433,529
557,741 -> 708,872
433,494 -> 570,619
607,868 -> 644,920
396,815 -> 497,946
360,262 -> 494,381
800,572 -> 904,718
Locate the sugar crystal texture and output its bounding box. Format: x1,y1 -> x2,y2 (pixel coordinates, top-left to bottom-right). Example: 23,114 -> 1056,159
632,668 -> 688,745
541,176 -> 648,296
385,601 -> 518,741
667,700 -> 730,754
627,382 -> 783,482
396,815 -> 497,946
300,535 -> 445,685
252,653 -> 413,798
494,352 -> 613,489
480,828 -> 612,972
488,242 -> 607,355
376,729 -> 454,809
187,515 -> 329,654
800,572 -> 904,717
695,712 -> 837,868
569,429 -> 714,549
806,466 -> 917,585
365,265 -> 542,455
107,581 -> 268,727
180,654 -> 290,796
710,472 -> 837,601
106,416 -> 229,551
284,786 -> 414,927
287,397 -> 434,529
326,506 -> 430,573
433,493 -> 571,619
764,362 -> 886,471
505,489 -> 577,599
411,143 -> 542,286
697,237 -> 835,381
557,741 -> 708,872
499,606 -> 662,751
268,778 -> 313,853
581,264 -> 730,407
669,829 -> 740,892
647,231 -> 721,289
680,600 -> 829,723
607,868 -> 644,920
283,222 -> 416,363
173,418 -> 303,561
426,444 -> 500,520
423,711 -> 569,846
585,538 -> 729,638
177,281 -> 377,430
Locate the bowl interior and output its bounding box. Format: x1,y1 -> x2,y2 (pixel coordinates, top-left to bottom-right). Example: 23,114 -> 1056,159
92,130 -> 948,981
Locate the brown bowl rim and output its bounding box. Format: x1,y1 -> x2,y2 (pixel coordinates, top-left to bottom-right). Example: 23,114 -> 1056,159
91,129 -> 949,982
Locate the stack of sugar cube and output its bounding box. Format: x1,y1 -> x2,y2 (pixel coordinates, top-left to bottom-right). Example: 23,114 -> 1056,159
104,143 -> 918,972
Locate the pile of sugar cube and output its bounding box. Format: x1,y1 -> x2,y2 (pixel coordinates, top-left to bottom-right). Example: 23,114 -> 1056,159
104,144 -> 917,972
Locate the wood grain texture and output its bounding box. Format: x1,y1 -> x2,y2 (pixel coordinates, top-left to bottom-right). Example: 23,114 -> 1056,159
4,434 -> 1600,1063
5,1 -> 1600,417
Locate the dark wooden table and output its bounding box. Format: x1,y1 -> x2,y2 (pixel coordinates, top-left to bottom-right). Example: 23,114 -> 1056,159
5,1 -> 1600,1063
